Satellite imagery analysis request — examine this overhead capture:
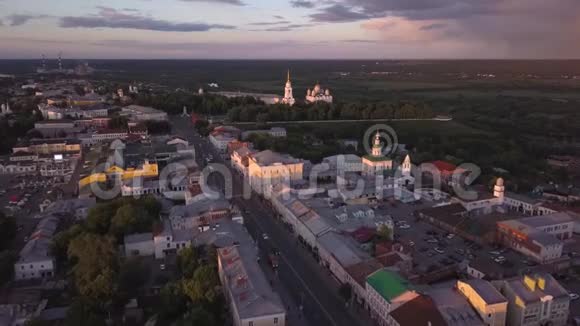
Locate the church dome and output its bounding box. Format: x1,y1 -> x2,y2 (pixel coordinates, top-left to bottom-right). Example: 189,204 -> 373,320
313,84 -> 321,94
496,177 -> 504,186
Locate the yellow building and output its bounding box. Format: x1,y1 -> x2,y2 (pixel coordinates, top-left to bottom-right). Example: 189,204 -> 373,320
78,161 -> 158,188
248,150 -> 303,197
457,279 -> 507,326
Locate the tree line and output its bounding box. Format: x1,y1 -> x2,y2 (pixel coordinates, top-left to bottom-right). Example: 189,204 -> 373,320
227,100 -> 434,122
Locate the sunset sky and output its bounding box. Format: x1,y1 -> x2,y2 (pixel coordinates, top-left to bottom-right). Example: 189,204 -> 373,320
0,0 -> 579,59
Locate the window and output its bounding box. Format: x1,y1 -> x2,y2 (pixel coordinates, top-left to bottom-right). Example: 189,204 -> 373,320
274,317 -> 279,324
249,322 -> 253,326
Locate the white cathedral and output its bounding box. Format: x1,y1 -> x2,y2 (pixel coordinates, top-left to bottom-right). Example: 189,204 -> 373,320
306,82 -> 333,104
276,70 -> 295,106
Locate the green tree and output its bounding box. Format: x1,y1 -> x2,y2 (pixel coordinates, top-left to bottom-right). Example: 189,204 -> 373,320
377,225 -> 392,241
182,265 -> 219,304
176,246 -> 200,278
158,282 -> 188,320
0,212 -> 16,250
68,234 -> 118,302
177,306 -> 217,326
0,251 -> 17,286
64,297 -> 107,326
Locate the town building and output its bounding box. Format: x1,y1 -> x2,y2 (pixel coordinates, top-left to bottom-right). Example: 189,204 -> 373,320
209,126 -> 240,154
14,216 -> 58,280
241,127 -> 287,140
231,147 -> 256,176
218,238 -> 286,326
124,233 -> 155,257
322,154 -> 362,174
169,198 -> 231,230
248,150 -> 304,196
456,279 -> 508,326
428,286 -> 485,326
37,103 -> 109,120
498,274 -> 570,326
496,212 -> 574,263
306,82 -> 333,103
33,120 -> 78,137
362,132 -> 393,176
153,220 -> 193,259
121,105 -> 168,122
387,295 -> 447,326
365,269 -> 419,326
13,138 -> 81,156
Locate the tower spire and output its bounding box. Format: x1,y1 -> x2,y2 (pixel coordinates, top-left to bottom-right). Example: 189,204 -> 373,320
287,69 -> 290,82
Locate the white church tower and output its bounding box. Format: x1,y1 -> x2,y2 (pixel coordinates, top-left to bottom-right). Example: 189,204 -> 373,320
493,177 -> 505,201
401,154 -> 412,176
372,131 -> 382,157
281,70 -> 295,106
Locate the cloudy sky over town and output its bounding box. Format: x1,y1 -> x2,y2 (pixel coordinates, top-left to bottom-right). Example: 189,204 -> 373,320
1,0 -> 579,59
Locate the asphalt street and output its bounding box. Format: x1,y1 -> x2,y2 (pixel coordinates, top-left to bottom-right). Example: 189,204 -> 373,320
170,117 -> 367,326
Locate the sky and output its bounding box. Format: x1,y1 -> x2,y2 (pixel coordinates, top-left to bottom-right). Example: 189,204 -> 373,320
0,0 -> 579,59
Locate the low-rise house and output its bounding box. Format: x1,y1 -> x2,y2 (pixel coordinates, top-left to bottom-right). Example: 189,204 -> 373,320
387,295 -> 447,326
498,274 -> 570,326
0,289 -> 47,326
456,279 -> 508,326
14,216 -> 58,280
428,286 -> 485,326
169,198 -> 231,230
124,233 -> 155,257
496,213 -> 574,263
153,220 -> 193,259
218,237 -> 286,326
366,269 -> 419,326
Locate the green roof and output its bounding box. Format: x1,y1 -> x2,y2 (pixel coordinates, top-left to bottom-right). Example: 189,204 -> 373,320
366,270 -> 410,302
363,155 -> 392,162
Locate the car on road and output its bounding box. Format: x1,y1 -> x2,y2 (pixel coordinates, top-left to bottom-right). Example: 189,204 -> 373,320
570,293 -> 579,301
262,233 -> 269,240
398,224 -> 411,229
426,238 -> 438,244
446,233 -> 455,239
160,264 -> 166,271
489,250 -> 501,256
434,247 -> 445,254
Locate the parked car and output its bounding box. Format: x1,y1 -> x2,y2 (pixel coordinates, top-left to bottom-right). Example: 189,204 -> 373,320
570,293 -> 579,301
434,247 -> 445,254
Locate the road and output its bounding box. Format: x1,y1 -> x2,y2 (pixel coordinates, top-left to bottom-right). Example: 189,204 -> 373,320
170,117 -> 366,326
228,117 -> 452,126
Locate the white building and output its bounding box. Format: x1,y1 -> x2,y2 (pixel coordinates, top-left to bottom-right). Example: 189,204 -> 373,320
124,233 -> 155,257
322,154 -> 362,174
218,243 -> 286,326
248,150 -> 304,196
153,220 -> 193,259
121,105 -> 168,122
14,216 -> 58,280
169,198 -> 231,230
362,132 -> 393,176
365,269 -> 419,326
231,147 -> 255,176
499,274 -> 570,326
279,70 -> 295,106
306,83 -> 333,103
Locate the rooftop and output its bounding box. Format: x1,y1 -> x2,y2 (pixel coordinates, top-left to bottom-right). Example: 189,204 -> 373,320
462,279 -> 507,304
505,273 -> 569,304
124,233 -> 153,244
366,269 -> 411,303
251,150 -> 301,166
428,287 -> 484,326
389,295 -> 447,326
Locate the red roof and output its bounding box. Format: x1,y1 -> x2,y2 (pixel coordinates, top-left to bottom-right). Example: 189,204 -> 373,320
350,227 -> 376,243
430,160 -> 457,172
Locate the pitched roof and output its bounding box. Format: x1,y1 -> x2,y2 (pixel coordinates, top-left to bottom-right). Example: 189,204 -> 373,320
366,270 -> 411,302
389,295 -> 447,326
